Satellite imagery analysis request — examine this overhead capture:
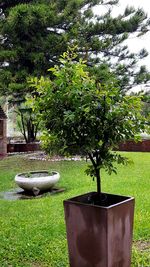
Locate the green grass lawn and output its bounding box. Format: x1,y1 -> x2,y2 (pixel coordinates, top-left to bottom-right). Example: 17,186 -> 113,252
0,152 -> 150,267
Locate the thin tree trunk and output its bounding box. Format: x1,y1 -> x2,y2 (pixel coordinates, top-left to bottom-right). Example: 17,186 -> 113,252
20,113 -> 27,143
96,168 -> 101,195
34,122 -> 39,140
88,152 -> 101,195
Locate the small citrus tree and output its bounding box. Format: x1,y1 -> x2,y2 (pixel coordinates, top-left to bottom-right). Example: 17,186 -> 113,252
30,48 -> 148,196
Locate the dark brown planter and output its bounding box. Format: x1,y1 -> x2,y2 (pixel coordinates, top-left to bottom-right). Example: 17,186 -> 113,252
64,192 -> 135,267
117,139 -> 150,152
7,143 -> 41,153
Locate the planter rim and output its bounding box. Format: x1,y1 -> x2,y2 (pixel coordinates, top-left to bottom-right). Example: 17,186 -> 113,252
15,171 -> 60,184
15,170 -> 60,192
64,191 -> 134,209
16,170 -> 58,177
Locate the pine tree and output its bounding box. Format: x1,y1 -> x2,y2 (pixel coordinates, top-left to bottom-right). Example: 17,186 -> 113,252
0,0 -> 150,100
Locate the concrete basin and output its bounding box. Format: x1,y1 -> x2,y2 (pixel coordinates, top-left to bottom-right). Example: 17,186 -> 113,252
15,171 -> 60,195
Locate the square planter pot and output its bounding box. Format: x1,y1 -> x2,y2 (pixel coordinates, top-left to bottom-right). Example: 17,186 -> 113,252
64,192 -> 135,267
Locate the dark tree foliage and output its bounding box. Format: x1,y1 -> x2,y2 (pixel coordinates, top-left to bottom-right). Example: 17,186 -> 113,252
16,107 -> 39,143
0,0 -> 150,100
141,91 -> 150,123
0,0 -> 33,10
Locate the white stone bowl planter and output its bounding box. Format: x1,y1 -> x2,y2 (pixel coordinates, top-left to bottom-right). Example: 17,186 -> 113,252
15,171 -> 60,195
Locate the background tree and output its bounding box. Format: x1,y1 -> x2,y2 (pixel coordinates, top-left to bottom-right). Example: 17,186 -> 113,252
0,0 -> 150,101
16,102 -> 39,143
142,91 -> 150,132
30,49 -> 149,197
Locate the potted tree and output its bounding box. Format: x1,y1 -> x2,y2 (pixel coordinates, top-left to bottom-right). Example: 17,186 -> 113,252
31,48 -> 148,267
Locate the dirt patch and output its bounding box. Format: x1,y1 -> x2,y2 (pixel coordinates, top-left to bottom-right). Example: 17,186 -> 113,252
0,187 -> 65,200
133,240 -> 150,252
30,262 -> 49,267
23,151 -> 83,162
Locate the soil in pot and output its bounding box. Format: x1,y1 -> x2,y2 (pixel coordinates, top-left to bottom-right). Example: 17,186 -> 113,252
72,191 -> 131,207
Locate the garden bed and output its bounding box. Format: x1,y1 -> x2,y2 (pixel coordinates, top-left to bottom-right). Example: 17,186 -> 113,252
7,140 -> 150,154
118,139 -> 150,152
7,142 -> 41,153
